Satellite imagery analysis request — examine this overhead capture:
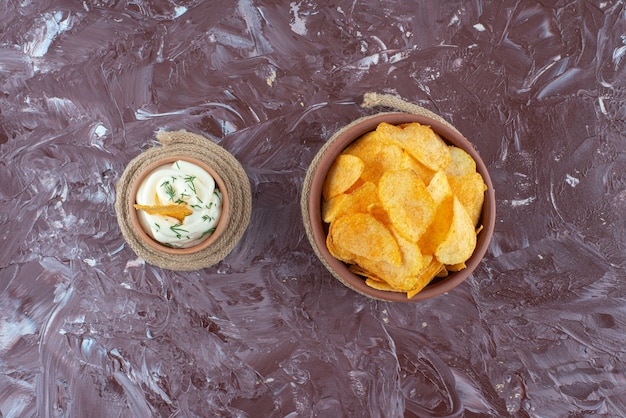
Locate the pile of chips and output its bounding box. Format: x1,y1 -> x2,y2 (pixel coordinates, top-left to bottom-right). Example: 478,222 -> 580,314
322,122 -> 487,298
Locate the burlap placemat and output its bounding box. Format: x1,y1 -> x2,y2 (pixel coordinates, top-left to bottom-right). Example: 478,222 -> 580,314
115,130 -> 252,271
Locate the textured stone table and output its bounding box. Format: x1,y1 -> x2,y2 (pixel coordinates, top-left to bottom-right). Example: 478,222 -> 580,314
1,1 -> 625,416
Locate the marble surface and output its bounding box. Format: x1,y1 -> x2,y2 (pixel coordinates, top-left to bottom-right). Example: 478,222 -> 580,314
1,0 -> 625,416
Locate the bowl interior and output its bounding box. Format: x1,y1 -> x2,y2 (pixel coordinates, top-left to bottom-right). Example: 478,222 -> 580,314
308,113 -> 495,301
128,155 -> 230,255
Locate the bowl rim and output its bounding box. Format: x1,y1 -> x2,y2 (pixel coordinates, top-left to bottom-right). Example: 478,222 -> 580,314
307,112 -> 496,301
127,155 -> 230,256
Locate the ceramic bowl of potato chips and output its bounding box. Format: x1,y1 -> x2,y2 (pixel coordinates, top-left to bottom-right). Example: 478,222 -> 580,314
301,112 -> 495,301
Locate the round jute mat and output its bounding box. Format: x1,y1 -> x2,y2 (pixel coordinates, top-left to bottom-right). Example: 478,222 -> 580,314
115,130 -> 252,271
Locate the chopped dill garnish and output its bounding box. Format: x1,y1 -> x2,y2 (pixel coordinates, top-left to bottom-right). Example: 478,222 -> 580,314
170,223 -> 188,239
174,192 -> 190,205
160,180 -> 176,201
184,175 -> 197,194
199,227 -> 216,239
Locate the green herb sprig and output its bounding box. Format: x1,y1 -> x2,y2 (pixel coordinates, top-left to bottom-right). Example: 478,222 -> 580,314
160,180 -> 176,201
170,224 -> 189,239
184,175 -> 197,194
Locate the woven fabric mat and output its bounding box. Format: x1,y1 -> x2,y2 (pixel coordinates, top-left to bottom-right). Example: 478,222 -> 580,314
115,130 -> 252,271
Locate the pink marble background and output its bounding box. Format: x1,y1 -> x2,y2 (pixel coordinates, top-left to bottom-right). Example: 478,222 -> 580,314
1,0 -> 625,416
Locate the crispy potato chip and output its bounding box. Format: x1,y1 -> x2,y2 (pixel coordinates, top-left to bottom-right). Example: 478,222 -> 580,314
445,146 -> 477,177
418,196 -> 453,255
322,154 -> 365,200
377,122 -> 450,171
418,171 -> 454,255
322,182 -> 379,223
435,197 -> 477,265
365,278 -> 404,293
392,232 -> 424,279
342,130 -> 384,164
378,169 -> 435,242
322,193 -> 349,223
446,262 -> 467,272
134,204 -> 192,222
427,171 -> 453,206
366,203 -> 392,225
406,256 -> 443,298
326,229 -> 356,264
401,151 -> 436,185
344,178 -> 365,194
349,264 -> 382,281
448,172 -> 487,226
358,144 -> 403,184
355,229 -> 424,291
436,265 -> 449,278
328,213 -> 402,267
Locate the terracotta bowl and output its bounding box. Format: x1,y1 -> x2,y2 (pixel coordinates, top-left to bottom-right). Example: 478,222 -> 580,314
128,155 -> 230,255
304,112 -> 496,301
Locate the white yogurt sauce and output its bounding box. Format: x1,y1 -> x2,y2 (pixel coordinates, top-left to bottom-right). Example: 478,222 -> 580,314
135,160 -> 222,248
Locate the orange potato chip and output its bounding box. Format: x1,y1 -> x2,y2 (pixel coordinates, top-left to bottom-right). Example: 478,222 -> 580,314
322,182 -> 379,223
322,154 -> 365,200
349,265 -> 390,283
326,229 -> 356,264
376,122 -> 450,171
365,278 -> 404,293
134,204 -> 193,222
366,203 -> 392,225
378,169 -> 435,242
418,196 -> 453,256
426,171 -> 453,206
406,255 -> 444,298
355,229 -> 424,291
322,193 -> 350,223
436,265 -> 449,278
418,171 -> 454,255
342,130 -> 384,165
446,262 -> 467,272
401,151 -> 436,185
435,197 -> 477,265
445,146 -> 476,177
328,213 -> 402,267
448,172 -> 487,226
359,144 -> 404,184
344,177 -> 365,194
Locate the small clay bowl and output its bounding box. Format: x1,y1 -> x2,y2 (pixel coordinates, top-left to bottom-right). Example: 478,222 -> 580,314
304,112 -> 496,301
128,155 -> 230,255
